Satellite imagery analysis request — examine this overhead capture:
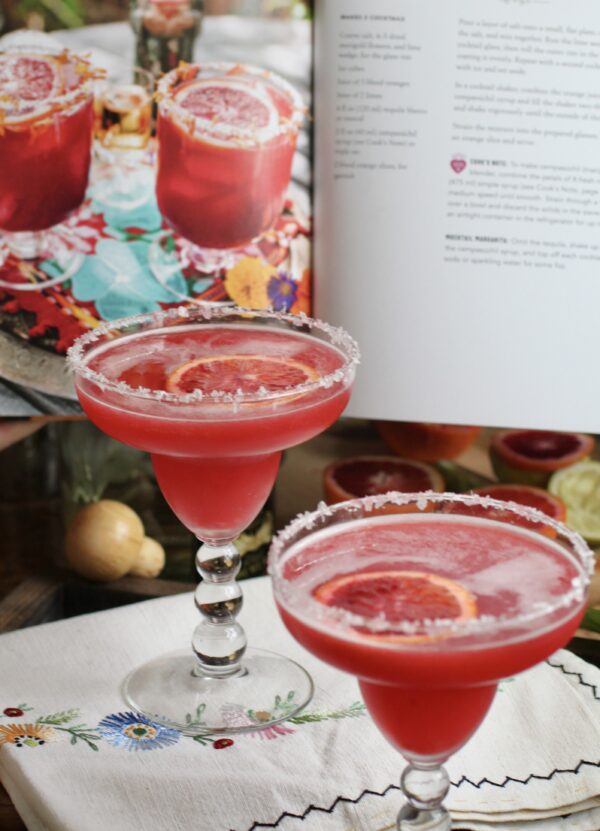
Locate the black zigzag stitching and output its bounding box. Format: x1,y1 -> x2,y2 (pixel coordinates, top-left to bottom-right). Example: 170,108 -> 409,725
451,758 -> 600,790
547,659 -> 600,700
244,758 -> 600,830
244,783 -> 401,830
244,662 -> 600,829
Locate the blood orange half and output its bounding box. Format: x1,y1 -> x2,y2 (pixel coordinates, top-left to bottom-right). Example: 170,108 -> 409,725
375,421 -> 481,462
443,484 -> 566,538
313,570 -> 478,643
175,78 -> 278,134
323,455 -> 444,509
166,354 -> 317,396
0,53 -> 63,119
490,429 -> 595,488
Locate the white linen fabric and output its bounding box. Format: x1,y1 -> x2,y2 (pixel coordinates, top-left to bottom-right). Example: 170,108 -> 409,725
1,576 -> 599,831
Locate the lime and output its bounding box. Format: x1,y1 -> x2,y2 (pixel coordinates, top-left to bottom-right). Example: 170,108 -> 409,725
548,460 -> 600,544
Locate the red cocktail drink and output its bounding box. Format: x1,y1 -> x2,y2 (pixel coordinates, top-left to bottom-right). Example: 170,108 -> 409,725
270,493 -> 592,830
0,49 -> 94,242
68,306 -> 358,734
77,321 -> 349,541
156,63 -> 304,250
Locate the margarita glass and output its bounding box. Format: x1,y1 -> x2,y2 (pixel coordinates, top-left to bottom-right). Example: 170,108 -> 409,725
67,306 -> 358,733
270,491 -> 593,830
154,61 -> 304,270
0,46 -> 95,283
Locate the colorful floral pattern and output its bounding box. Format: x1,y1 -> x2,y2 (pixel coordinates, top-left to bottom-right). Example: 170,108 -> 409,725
0,698 -> 365,754
0,156 -> 311,356
69,239 -> 188,320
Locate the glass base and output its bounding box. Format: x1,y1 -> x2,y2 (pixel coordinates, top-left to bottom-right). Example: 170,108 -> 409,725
0,229 -> 83,290
122,646 -> 313,735
397,805 -> 451,830
92,157 -> 156,212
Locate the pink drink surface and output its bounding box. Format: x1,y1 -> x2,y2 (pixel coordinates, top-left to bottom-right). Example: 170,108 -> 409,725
76,325 -> 350,540
276,514 -> 585,761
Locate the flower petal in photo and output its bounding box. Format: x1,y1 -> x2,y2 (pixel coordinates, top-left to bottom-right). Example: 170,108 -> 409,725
224,256 -> 274,308
267,270 -> 297,312
98,712 -> 180,751
71,238 -> 187,320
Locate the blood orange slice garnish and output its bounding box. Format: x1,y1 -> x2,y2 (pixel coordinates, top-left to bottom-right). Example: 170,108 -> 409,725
443,484 -> 566,539
0,53 -> 63,118
166,354 -> 318,397
313,570 -> 478,643
174,78 -> 278,133
323,455 -> 444,506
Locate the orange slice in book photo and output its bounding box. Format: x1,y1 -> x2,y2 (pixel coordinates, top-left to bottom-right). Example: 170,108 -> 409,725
166,354 -> 318,397
322,455 -> 444,513
313,570 -> 478,644
375,420 -> 481,462
0,52 -> 64,120
442,484 -> 566,538
174,78 -> 279,133
490,429 -> 595,488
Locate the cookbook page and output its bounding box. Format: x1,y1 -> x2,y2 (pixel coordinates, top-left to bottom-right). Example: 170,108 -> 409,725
314,0 -> 600,431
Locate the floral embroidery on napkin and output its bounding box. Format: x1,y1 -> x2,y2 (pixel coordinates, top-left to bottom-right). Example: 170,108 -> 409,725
98,712 -> 180,751
0,698 -> 366,754
0,723 -> 56,748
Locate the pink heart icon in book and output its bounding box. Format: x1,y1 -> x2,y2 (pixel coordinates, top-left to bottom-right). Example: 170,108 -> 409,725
451,156 -> 467,174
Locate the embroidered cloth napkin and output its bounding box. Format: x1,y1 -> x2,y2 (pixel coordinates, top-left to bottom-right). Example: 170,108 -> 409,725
1,576 -> 600,831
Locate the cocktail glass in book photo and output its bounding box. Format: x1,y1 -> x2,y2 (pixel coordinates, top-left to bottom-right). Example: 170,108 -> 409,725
0,1 -> 312,414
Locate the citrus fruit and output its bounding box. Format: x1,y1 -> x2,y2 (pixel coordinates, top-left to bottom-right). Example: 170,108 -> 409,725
175,78 -> 278,133
548,460 -> 600,544
375,421 -> 481,462
323,455 -> 444,511
443,484 -> 566,538
65,500 -> 144,582
0,53 -> 63,119
166,354 -> 317,396
490,429 -> 595,487
313,570 -> 478,643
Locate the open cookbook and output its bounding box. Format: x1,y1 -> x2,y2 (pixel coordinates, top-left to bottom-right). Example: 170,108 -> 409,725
0,0 -> 599,432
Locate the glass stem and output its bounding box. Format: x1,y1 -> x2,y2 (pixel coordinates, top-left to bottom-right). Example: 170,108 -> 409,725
191,541 -> 247,679
397,762 -> 451,830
